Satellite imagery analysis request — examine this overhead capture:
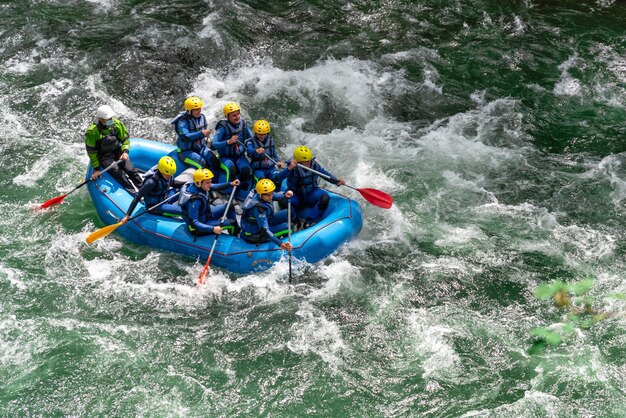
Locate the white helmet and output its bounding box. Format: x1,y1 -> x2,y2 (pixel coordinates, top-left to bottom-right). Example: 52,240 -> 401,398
95,105 -> 115,120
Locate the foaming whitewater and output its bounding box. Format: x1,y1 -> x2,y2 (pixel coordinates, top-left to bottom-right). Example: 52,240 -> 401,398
288,300 -> 349,370
188,56 -> 410,246
407,310 -> 461,381
554,55 -> 583,97
2,0 -> 626,415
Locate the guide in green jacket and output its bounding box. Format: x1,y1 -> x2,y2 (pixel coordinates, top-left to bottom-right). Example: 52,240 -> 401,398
85,105 -> 143,194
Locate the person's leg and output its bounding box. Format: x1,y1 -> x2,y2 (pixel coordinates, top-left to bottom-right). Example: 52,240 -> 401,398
269,209 -> 293,238
252,169 -> 265,190
269,168 -> 283,191
208,204 -> 238,234
269,221 -> 290,239
303,189 -> 330,224
210,202 -> 237,220
148,204 -> 182,217
220,158 -> 236,183
101,157 -> 138,194
289,194 -> 306,229
241,231 -> 268,244
209,203 -> 227,219
160,204 -> 182,217
290,194 -> 302,215
178,150 -> 203,170
236,157 -> 252,191
199,147 -> 221,173
271,209 -> 295,225
121,159 -> 143,188
99,157 -> 116,169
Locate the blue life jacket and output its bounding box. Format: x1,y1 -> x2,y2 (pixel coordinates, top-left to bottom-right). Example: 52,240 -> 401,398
172,112 -> 207,152
240,190 -> 274,235
141,165 -> 173,206
214,119 -> 250,158
247,135 -> 278,170
287,159 -> 323,195
179,183 -> 212,228
177,182 -> 193,207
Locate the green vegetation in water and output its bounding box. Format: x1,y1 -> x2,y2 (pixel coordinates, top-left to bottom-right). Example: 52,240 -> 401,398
528,278 -> 623,355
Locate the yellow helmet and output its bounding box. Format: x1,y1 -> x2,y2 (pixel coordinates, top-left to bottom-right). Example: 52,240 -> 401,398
184,96 -> 203,111
253,119 -> 271,135
193,168 -> 214,184
293,146 -> 313,162
223,102 -> 241,116
157,156 -> 177,176
256,178 -> 276,195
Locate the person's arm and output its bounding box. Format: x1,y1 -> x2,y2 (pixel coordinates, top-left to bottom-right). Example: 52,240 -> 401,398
127,179 -> 154,214
85,125 -> 102,170
114,119 -> 130,154
313,161 -> 343,185
210,179 -> 239,192
274,165 -> 291,182
312,161 -> 337,183
122,179 -> 158,223
210,182 -> 229,192
211,126 -> 229,152
245,139 -> 257,156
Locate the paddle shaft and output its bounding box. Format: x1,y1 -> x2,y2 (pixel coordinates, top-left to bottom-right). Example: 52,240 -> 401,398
129,191 -> 181,222
83,159 -> 125,189
258,150 -> 344,187
253,144 -> 393,209
198,185 -> 238,284
40,160 -> 122,208
85,191 -> 181,244
288,200 -> 292,283
76,160 -> 124,191
281,156 -> 393,208
91,160 -> 123,179
240,140 -> 297,281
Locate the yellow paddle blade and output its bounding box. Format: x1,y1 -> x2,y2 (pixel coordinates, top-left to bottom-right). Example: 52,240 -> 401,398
85,221 -> 123,244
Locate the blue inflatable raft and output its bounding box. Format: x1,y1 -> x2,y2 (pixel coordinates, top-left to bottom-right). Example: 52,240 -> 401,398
87,138 -> 363,274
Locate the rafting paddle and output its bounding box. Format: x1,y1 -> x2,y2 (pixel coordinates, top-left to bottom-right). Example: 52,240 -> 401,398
85,192 -> 180,244
197,185 -> 238,285
295,163 -> 393,209
287,199 -> 293,283
260,151 -> 394,209
39,160 -> 122,209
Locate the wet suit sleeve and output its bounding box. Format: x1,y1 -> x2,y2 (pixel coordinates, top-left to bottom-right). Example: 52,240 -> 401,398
210,182 -> 231,192
245,138 -> 256,156
314,162 -> 340,185
252,206 -> 282,246
273,165 -> 291,183
211,126 -> 229,152
85,124 -> 101,170
273,192 -> 287,202
125,178 -> 156,216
